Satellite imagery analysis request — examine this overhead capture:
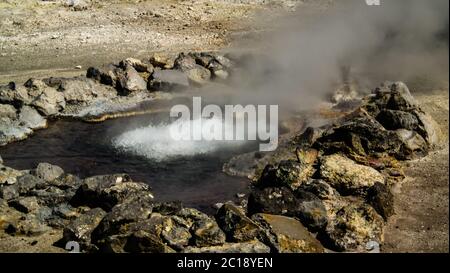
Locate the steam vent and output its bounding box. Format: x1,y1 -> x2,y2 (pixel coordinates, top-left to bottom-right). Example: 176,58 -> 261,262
0,0 -> 448,258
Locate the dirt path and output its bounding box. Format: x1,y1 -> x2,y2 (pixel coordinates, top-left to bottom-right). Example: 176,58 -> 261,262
383,89 -> 449,253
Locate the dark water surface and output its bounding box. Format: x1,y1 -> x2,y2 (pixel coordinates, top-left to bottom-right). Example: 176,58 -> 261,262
0,113 -> 255,212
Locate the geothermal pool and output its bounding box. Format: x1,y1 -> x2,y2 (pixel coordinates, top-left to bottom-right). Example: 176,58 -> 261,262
0,112 -> 257,212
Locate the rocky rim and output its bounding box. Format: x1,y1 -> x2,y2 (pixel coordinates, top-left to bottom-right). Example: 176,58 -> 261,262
0,49 -> 445,252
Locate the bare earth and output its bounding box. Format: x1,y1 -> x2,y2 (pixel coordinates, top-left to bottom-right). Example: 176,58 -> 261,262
0,0 -> 448,253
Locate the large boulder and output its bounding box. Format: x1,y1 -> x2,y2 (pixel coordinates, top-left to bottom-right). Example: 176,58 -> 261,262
320,154 -> 385,195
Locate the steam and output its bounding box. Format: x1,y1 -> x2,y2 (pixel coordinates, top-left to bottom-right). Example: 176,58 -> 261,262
112,117 -> 249,161
222,0 -> 449,112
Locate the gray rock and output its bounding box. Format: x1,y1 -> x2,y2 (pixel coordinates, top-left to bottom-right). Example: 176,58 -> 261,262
376,110 -> 419,131
320,154 -> 385,196
16,174 -> 46,193
0,104 -> 17,119
18,106 -> 47,129
0,184 -> 19,200
147,69 -> 189,92
28,81 -> 65,116
9,196 -> 40,213
70,174 -> 152,211
0,117 -> 33,146
257,160 -> 315,191
185,65 -> 211,86
0,83 -> 31,105
295,190 -> 328,232
117,65 -> 147,94
36,162 -> 64,182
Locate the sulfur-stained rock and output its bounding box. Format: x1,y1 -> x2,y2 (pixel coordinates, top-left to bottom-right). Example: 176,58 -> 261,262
63,207 -> 107,244
191,217 -> 226,247
320,203 -> 384,252
9,196 -> 40,213
299,179 -> 337,200
320,154 -> 385,195
257,160 -> 315,191
124,230 -> 175,253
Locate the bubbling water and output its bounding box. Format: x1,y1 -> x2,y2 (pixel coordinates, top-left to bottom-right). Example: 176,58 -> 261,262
112,117 -> 249,161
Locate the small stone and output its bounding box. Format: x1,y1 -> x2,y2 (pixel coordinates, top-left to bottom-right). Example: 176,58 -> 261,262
75,65 -> 82,70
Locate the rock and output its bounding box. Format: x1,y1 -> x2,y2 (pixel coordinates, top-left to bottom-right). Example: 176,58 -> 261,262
212,69 -> 229,80
147,69 -> 189,92
117,65 -> 147,94
120,58 -> 153,73
376,110 -> 419,131
152,201 -> 183,215
63,207 -> 106,245
252,213 -> 324,253
185,65 -> 211,86
299,179 -> 337,200
29,84 -> 65,116
191,217 -> 226,247
396,129 -> 428,156
48,173 -> 82,190
294,190 -> 328,232
7,214 -> 51,236
247,187 -> 299,216
56,77 -> 115,104
184,240 -> 270,253
367,182 -> 394,220
215,202 -> 262,242
9,196 -> 40,213
320,154 -> 385,195
173,53 -> 197,71
91,193 -> 155,240
0,118 -> 33,146
0,184 -> 19,200
320,203 -> 384,252
0,164 -> 23,185
86,64 -> 119,86
258,160 -> 315,191
124,230 -> 175,253
53,203 -> 80,220
0,198 -> 24,232
0,83 -> 31,105
160,216 -> 192,250
0,104 -> 16,119
29,186 -> 73,207
67,0 -> 89,11
18,106 -> 47,129
414,110 -> 442,146
35,162 -> 64,182
386,82 -> 418,111
70,174 -> 152,211
149,52 -> 176,69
